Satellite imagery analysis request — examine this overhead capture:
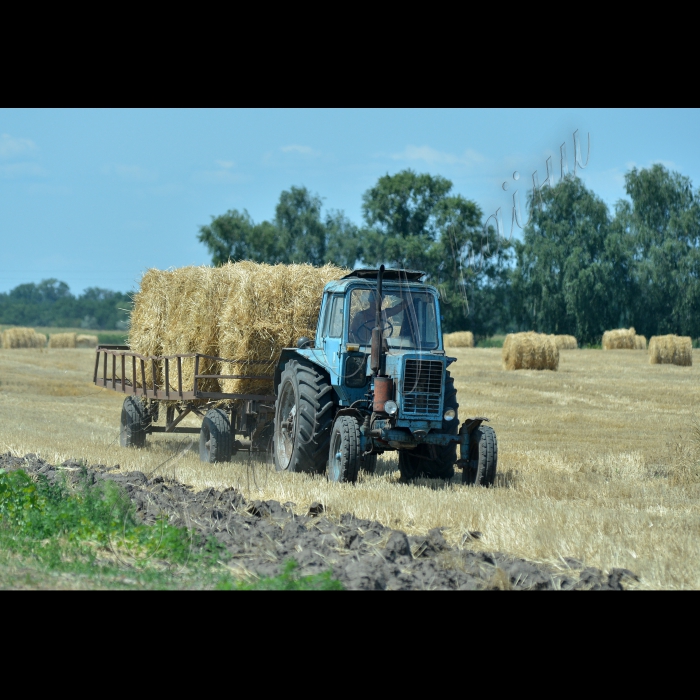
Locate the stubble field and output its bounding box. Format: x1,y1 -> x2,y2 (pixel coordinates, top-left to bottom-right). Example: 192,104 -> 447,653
1,346 -> 698,589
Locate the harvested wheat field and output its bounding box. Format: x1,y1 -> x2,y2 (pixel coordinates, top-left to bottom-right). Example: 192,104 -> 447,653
444,331 -> 474,348
1,347 -> 699,588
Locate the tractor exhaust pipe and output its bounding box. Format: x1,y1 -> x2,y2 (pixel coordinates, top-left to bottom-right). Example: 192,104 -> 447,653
370,265 -> 384,376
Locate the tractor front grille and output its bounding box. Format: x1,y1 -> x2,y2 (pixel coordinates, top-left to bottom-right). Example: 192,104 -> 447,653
402,359 -> 443,416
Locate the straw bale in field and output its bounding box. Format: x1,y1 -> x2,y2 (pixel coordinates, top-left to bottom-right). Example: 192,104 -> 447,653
48,332 -> 77,348
602,327 -> 636,350
218,261 -> 348,395
128,261 -> 349,394
648,335 -> 692,366
444,331 -> 474,348
502,332 -> 559,371
554,335 -> 578,350
1,327 -> 46,348
76,334 -> 99,348
634,334 -> 647,351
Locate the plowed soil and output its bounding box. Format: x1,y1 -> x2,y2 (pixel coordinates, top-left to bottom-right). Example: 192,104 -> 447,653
1,453 -> 640,590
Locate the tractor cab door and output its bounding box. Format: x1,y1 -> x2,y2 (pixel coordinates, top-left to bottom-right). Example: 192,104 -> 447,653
322,294 -> 344,384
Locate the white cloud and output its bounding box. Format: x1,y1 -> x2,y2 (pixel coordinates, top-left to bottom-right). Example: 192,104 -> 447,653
390,145 -> 485,167
0,133 -> 37,159
216,160 -> 235,169
280,144 -> 321,157
101,164 -> 158,182
0,162 -> 47,178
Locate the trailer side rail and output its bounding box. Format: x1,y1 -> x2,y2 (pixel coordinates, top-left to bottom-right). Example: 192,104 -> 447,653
94,345 -> 275,401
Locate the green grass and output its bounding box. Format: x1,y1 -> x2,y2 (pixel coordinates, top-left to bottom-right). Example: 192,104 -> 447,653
476,335 -> 505,348
0,467 -> 343,590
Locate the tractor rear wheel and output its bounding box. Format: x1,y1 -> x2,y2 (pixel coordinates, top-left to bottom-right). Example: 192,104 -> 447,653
120,396 -> 149,448
274,359 -> 334,474
398,371 -> 458,481
463,425 -> 497,486
199,408 -> 232,463
327,415 -> 361,483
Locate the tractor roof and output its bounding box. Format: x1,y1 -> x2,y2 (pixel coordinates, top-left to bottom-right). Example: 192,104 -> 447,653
341,269 -> 426,282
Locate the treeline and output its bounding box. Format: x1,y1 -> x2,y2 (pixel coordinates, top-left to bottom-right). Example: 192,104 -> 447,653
199,164 -> 700,344
0,280 -> 131,330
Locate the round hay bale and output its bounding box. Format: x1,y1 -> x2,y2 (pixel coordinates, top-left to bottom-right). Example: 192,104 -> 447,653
32,332 -> 47,348
1,327 -> 46,349
554,335 -> 578,350
444,331 -> 474,348
634,334 -> 647,351
502,332 -> 559,371
602,327 -> 636,350
649,335 -> 692,366
48,332 -> 77,348
76,334 -> 99,348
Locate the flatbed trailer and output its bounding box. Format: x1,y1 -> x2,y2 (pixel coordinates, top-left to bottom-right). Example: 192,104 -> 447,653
94,345 -> 276,457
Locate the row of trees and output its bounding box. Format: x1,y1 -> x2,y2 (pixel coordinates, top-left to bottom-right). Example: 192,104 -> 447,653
0,280 -> 131,330
199,164 -> 700,344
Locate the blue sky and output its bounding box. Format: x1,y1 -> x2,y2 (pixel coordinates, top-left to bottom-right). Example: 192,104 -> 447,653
1,108 -> 698,295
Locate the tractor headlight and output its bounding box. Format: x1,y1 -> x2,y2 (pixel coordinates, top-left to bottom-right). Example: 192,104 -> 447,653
384,400 -> 398,416
444,409 -> 456,421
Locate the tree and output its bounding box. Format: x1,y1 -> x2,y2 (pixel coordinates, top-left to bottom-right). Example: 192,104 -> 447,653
197,210 -> 287,265
615,164 -> 700,338
510,176 -> 623,344
359,169 -> 511,334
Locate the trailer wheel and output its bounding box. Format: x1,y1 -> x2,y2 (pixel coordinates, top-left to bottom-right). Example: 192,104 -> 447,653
199,409 -> 232,463
120,396 -> 149,448
327,415 -> 361,483
274,358 -> 333,474
463,425 -> 498,486
398,372 -> 458,481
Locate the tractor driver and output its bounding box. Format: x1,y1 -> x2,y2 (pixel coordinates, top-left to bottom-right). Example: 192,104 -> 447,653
349,291 -> 407,344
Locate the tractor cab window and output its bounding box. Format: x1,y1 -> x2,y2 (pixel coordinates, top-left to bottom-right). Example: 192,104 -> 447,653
323,295 -> 344,338
348,288 -> 438,350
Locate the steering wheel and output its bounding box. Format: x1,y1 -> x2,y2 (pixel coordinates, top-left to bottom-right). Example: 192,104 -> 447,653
356,318 -> 394,341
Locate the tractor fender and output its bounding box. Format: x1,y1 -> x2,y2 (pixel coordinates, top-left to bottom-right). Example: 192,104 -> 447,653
333,407 -> 365,423
274,348 -> 332,396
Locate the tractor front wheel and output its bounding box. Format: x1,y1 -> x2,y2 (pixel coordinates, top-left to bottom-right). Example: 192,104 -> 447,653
463,425 -> 498,486
327,415 -> 361,483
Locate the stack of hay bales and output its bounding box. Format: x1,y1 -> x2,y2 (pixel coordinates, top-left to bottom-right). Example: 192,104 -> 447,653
634,334 -> 647,350
1,327 -> 46,348
502,332 -> 559,371
48,332 -> 77,348
649,335 -> 692,366
554,335 -> 578,350
443,331 -> 474,348
128,261 -> 349,395
602,327 -> 636,349
76,334 -> 99,348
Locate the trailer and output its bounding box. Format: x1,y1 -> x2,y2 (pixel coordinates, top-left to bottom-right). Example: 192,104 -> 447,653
93,345 -> 275,461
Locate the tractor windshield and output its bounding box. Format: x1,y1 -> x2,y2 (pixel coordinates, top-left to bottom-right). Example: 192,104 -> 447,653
348,287 -> 439,350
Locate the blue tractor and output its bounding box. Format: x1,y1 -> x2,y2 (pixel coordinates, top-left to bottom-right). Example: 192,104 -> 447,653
272,266 -> 497,484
